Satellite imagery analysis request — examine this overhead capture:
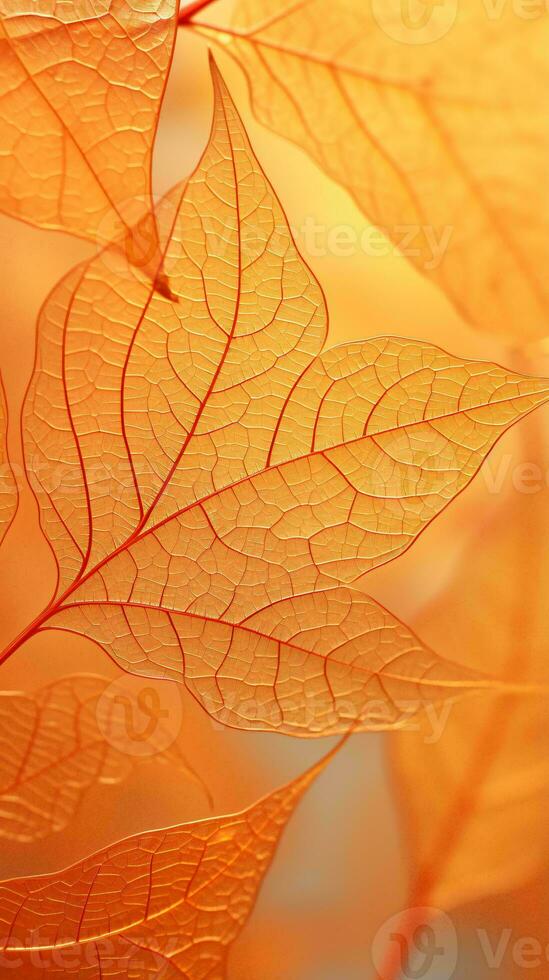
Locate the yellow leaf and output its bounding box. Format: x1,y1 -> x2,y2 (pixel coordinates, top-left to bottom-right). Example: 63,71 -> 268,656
8,60 -> 548,737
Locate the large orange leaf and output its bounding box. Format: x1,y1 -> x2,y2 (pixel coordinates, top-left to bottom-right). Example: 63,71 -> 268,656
0,673 -> 208,843
6,61 -> 548,736
390,475 -> 549,916
0,373 -> 17,546
0,741 -> 336,978
0,0 -> 179,267
186,0 -> 549,339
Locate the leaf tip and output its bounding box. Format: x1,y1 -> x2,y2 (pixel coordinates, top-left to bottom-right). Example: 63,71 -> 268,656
208,47 -> 222,84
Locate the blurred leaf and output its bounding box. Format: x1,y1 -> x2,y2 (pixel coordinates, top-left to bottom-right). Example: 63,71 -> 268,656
0,673 -> 209,843
392,449 -> 549,911
188,0 -> 549,339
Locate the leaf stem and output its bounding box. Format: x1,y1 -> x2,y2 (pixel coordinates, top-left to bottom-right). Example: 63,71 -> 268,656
178,0 -> 218,25
0,602 -> 55,667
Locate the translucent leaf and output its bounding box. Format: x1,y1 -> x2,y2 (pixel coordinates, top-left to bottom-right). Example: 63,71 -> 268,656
14,60 -> 549,736
52,587 -> 487,736
0,743 -> 334,978
0,0 -> 178,270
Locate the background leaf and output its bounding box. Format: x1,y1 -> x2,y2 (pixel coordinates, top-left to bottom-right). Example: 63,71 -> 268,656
0,673 -> 208,843
189,0 -> 549,339
391,461 -> 549,912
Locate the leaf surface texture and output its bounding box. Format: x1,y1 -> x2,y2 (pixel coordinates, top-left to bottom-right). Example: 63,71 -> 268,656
20,62 -> 549,735
0,748 -> 327,978
0,0 -> 178,254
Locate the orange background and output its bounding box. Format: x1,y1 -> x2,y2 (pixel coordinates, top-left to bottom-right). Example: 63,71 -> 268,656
1,5 -> 547,977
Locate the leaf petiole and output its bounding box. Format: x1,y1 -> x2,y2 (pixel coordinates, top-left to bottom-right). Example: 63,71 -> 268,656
178,0 -> 219,26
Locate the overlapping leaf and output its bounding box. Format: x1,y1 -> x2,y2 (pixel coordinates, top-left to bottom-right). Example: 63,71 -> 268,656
0,0 -> 179,271
391,481 -> 549,911
0,374 -> 17,546
16,61 -> 549,736
0,744 -> 332,978
0,674 -> 207,843
187,0 -> 549,339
